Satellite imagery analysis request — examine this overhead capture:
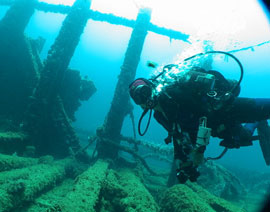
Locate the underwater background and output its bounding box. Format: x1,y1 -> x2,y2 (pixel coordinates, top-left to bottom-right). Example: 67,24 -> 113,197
0,0 -> 270,211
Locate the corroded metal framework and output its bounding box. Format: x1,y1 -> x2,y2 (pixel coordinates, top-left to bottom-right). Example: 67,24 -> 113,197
0,0 -> 190,160
0,0 -> 190,42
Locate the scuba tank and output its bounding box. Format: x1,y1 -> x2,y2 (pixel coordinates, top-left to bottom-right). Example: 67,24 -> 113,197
152,51 -> 244,104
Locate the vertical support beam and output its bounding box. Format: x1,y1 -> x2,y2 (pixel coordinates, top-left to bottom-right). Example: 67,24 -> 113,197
25,0 -> 91,157
34,0 -> 91,104
0,0 -> 37,121
0,0 -> 36,37
99,8 -> 152,158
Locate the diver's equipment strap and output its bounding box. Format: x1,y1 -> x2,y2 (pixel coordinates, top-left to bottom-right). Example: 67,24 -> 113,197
195,73 -> 216,91
206,147 -> 228,161
138,108 -> 153,136
184,51 -> 244,95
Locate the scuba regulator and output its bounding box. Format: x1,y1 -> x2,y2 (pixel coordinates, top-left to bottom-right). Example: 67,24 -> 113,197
137,88 -> 158,136
129,78 -> 158,136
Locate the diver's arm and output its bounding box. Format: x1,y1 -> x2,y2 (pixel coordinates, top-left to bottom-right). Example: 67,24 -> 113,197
153,111 -> 174,144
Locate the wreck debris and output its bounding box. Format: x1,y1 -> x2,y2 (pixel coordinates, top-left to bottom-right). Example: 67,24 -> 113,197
90,11 -> 190,43
0,153 -> 37,171
0,131 -> 27,155
0,151 -> 262,212
81,133 -> 173,176
120,135 -> 174,156
97,136 -> 158,176
24,0 -> 91,157
100,169 -> 159,212
0,0 -> 96,158
160,183 -> 245,212
98,7 -> 152,159
197,161 -> 247,203
79,133 -> 173,175
142,153 -> 173,164
31,0 -> 91,106
0,0 -> 36,36
0,158 -> 74,212
188,182 -> 246,212
0,0 -> 39,122
48,163 -> 159,212
57,160 -> 109,211
0,0 -> 190,42
60,69 -> 97,121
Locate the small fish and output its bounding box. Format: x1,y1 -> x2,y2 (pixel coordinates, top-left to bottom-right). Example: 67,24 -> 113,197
146,61 -> 158,68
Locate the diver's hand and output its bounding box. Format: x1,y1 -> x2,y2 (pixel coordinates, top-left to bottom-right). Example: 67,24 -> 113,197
164,134 -> 172,144
176,169 -> 188,184
176,164 -> 200,184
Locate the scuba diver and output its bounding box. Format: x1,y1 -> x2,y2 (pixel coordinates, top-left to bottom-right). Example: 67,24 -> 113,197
129,51 -> 270,184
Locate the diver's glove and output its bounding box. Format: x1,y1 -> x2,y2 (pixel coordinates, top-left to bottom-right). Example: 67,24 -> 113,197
164,133 -> 173,144
176,164 -> 200,184
176,169 -> 189,184
164,129 -> 181,144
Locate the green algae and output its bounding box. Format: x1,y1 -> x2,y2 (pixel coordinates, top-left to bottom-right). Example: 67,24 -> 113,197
0,131 -> 26,140
57,160 -> 109,212
0,153 -> 266,212
160,184 -> 215,212
160,183 -> 246,212
0,153 -> 38,171
114,169 -> 159,212
24,179 -> 74,212
95,168 -> 159,212
187,182 -> 246,212
0,158 -> 72,212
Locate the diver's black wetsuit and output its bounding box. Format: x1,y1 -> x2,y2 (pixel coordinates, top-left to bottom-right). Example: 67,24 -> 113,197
208,98 -> 270,147
153,69 -> 270,183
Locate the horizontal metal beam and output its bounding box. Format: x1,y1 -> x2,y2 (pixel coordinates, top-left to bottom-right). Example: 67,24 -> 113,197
0,0 -> 14,5
0,0 -> 190,42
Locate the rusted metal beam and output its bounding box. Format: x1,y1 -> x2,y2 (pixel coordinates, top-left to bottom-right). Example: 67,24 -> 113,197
0,0 -> 36,36
0,0 -> 190,42
97,7 -> 152,159
0,0 -> 38,121
25,0 -> 91,157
